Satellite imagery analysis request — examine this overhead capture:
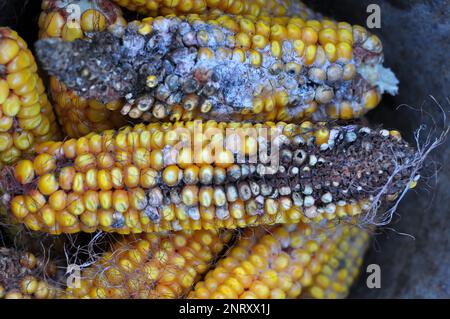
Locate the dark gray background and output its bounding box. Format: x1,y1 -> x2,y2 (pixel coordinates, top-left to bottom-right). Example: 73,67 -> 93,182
1,0 -> 449,298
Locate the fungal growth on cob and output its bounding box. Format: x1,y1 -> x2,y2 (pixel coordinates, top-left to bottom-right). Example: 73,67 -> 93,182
189,222 -> 370,299
111,0 -> 317,19
0,28 -> 60,168
35,14 -> 398,123
38,0 -> 128,138
66,229 -> 233,298
0,0 -> 443,301
0,120 -> 419,235
0,248 -> 62,299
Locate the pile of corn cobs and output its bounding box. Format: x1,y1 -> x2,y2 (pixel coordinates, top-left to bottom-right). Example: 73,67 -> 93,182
0,0 -> 421,299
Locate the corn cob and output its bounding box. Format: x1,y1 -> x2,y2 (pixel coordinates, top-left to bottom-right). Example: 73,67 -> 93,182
38,0 -> 128,138
66,229 -> 233,298
111,0 -> 316,19
36,14 -> 398,123
0,247 -> 62,299
1,120 -> 418,235
0,28 -> 60,168
188,221 -> 370,299
302,225 -> 369,299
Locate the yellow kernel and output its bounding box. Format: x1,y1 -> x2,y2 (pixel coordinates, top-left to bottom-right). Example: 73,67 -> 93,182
20,276 -> 38,295
338,28 -> 354,45
49,190 -> 67,211
287,23 -> 302,39
249,281 -> 270,298
11,195 -> 28,219
304,44 -> 317,65
319,28 -> 338,45
302,26 -> 318,44
270,41 -> 282,59
133,148 -> 151,169
339,102 -> 354,120
251,35 -> 268,49
248,50 -> 262,67
38,173 -> 59,195
362,89 -> 380,110
98,209 -> 113,227
61,23 -> 83,41
270,24 -> 287,41
236,32 -> 251,49
40,206 -> 56,227
56,210 -> 77,227
72,172 -> 85,193
2,94 -> 20,116
113,190 -> 129,213
140,168 -> 158,188
99,191 -> 112,210
337,42 -> 353,62
162,165 -> 180,186
0,79 -> 9,105
0,38 -> 20,64
14,160 -> 35,184
80,9 -> 107,32
324,43 -> 337,62
0,116 -> 14,132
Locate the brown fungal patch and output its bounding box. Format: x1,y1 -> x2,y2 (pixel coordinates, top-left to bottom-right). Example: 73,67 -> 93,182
0,248 -> 59,296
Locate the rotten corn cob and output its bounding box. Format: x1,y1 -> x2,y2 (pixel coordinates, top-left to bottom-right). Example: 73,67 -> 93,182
66,229 -> 232,298
189,222 -> 369,299
0,248 -> 61,299
1,120 -> 418,235
0,28 -> 60,168
36,14 -> 398,123
111,0 -> 316,19
38,0 -> 128,138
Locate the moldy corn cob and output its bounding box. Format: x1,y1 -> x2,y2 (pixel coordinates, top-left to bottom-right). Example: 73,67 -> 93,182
38,0 -> 128,138
0,28 -> 60,168
36,14 -> 398,123
0,248 -> 61,299
66,229 -> 232,298
189,222 -> 369,299
111,0 -> 316,19
1,120 -> 418,234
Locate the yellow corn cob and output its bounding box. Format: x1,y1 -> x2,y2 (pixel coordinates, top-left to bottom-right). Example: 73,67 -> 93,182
0,248 -> 61,299
302,225 -> 369,299
38,0 -> 128,138
189,222 -> 369,299
66,229 -> 233,298
111,0 -> 316,19
36,14 -> 397,123
0,28 -> 60,168
2,120 -> 416,235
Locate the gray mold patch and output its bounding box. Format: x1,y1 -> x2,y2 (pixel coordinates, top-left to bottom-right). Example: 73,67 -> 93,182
35,16 -> 392,122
